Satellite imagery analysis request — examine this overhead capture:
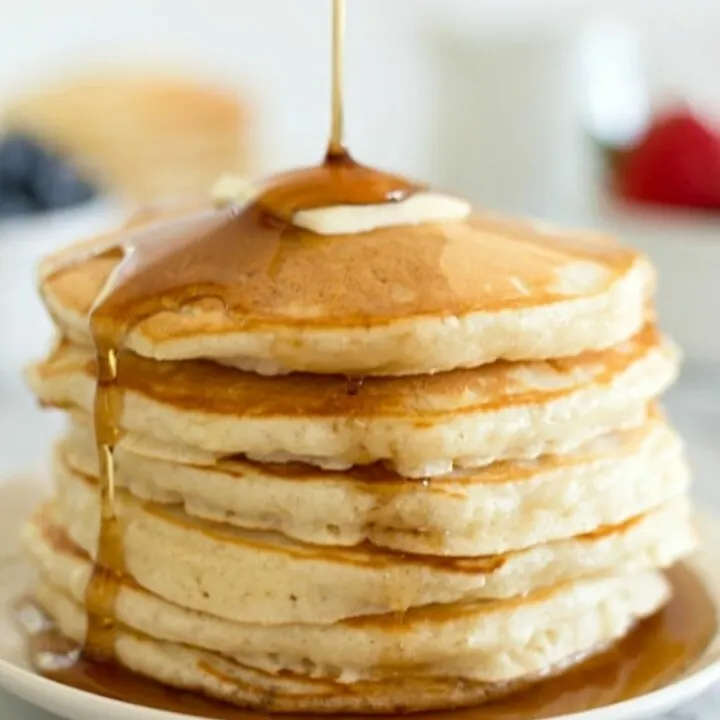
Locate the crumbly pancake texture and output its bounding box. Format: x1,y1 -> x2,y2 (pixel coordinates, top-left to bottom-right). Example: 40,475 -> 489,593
27,326 -> 678,477
38,206 -> 653,375
26,510 -> 671,713
60,412 -> 690,556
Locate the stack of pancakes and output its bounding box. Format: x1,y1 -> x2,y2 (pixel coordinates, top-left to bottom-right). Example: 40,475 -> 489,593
24,205 -> 695,713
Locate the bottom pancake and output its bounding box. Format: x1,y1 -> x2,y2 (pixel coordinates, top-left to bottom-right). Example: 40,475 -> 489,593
26,582 -> 598,714
31,576 -> 671,714
25,510 -> 671,713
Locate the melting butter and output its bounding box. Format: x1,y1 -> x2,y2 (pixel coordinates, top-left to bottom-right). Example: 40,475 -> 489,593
211,174 -> 470,235
293,192 -> 471,235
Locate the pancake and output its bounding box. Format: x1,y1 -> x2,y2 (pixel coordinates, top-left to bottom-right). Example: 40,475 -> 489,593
26,326 -> 677,477
47,457 -> 695,623
60,412 -> 690,555
37,204 -> 653,375
27,513 -> 671,713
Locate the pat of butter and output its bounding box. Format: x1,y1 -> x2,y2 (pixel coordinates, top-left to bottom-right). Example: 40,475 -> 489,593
211,175 -> 471,234
294,192 -> 471,235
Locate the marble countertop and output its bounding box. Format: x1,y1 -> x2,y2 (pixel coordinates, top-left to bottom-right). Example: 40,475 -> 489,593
0,364 -> 718,720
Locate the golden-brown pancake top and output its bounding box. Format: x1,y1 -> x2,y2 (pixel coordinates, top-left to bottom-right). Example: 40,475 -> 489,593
40,204 -> 641,336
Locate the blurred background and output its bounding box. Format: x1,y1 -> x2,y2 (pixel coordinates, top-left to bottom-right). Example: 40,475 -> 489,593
0,0 -> 717,484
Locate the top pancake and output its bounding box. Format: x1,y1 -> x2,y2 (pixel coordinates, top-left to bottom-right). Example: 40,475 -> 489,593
39,203 -> 653,375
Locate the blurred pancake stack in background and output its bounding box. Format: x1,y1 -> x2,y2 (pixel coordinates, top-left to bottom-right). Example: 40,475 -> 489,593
1,73 -> 251,207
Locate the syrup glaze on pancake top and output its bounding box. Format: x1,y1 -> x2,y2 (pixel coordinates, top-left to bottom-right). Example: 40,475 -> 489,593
17,0 -> 706,716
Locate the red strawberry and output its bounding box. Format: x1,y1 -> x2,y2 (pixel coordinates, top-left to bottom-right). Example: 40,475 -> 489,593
619,110 -> 720,210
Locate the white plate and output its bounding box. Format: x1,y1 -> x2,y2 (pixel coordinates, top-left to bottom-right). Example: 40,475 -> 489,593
0,479 -> 719,720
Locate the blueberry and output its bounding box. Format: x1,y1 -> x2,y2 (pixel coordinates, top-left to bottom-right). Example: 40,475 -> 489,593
0,132 -> 98,213
0,133 -> 47,186
31,162 -> 96,210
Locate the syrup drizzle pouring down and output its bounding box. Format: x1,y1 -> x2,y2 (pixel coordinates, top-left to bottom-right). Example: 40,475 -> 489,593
82,0 -> 420,664
329,0 -> 346,158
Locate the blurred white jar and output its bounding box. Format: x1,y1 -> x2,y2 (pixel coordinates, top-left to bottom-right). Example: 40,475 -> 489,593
423,20 -> 591,219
